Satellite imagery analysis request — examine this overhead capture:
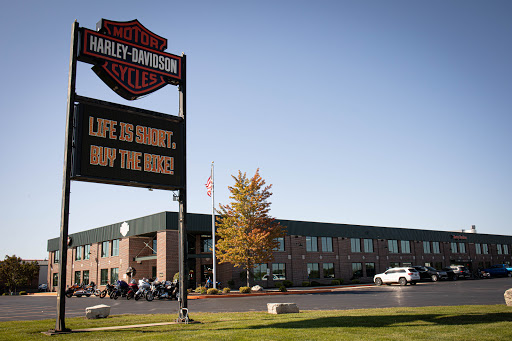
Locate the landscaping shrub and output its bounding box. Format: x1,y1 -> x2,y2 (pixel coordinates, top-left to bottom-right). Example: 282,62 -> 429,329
195,286 -> 207,294
207,288 -> 219,295
239,286 -> 251,293
282,280 -> 293,288
335,278 -> 344,285
302,281 -> 310,287
278,285 -> 287,292
19,291 -> 27,295
331,279 -> 341,285
187,288 -> 193,293
222,287 -> 231,294
351,279 -> 360,284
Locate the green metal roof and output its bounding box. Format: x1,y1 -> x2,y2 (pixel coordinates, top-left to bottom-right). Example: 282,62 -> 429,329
47,212 -> 512,251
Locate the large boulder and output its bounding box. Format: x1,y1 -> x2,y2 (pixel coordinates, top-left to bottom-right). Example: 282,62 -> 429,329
85,304 -> 111,319
505,288 -> 512,306
251,285 -> 264,292
267,303 -> 299,314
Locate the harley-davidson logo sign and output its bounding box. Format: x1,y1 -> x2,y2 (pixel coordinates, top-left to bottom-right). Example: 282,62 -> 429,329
78,19 -> 182,100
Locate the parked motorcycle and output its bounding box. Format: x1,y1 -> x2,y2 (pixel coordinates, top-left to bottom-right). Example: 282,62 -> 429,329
126,279 -> 139,300
134,279 -> 152,301
73,282 -> 101,297
111,280 -> 129,300
65,283 -> 82,298
150,278 -> 178,300
99,283 -> 115,299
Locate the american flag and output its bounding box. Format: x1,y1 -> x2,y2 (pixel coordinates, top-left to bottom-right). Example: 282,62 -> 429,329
205,176 -> 213,197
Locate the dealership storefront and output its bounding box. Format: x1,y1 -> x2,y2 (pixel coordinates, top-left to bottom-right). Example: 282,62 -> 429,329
47,211 -> 512,290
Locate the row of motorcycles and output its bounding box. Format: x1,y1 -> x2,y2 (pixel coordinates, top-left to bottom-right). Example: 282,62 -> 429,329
100,278 -> 179,301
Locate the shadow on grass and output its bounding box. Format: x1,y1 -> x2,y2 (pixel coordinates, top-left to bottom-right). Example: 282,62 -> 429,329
246,312 -> 512,329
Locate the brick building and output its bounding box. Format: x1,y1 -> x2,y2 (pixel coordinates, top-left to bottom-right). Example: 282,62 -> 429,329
47,212 -> 512,290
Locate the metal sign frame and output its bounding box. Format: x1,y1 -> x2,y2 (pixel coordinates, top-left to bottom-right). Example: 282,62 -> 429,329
52,20 -> 188,333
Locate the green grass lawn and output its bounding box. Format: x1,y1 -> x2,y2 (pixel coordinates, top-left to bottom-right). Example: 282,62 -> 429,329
1,305 -> 511,340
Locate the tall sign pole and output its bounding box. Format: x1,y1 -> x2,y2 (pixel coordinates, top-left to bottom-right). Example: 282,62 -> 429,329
54,20 -> 79,333
178,53 -> 188,316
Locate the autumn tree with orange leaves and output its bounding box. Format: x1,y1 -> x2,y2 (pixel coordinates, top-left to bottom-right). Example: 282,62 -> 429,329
216,169 -> 286,287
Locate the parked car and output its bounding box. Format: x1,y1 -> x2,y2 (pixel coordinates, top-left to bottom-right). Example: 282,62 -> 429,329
374,267 -> 420,286
483,264 -> 512,277
412,266 -> 448,281
442,267 -> 458,281
448,265 -> 471,279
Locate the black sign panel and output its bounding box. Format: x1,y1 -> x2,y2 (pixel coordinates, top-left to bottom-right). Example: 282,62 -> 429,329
77,19 -> 182,100
71,97 -> 183,190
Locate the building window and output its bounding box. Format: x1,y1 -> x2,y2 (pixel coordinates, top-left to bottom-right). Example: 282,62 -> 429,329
389,262 -> 400,268
75,245 -> 82,261
352,263 -> 363,278
74,271 -> 81,285
323,263 -> 334,278
321,237 -> 333,252
423,241 -> 431,254
306,236 -> 318,252
254,263 -> 268,281
451,242 -> 458,253
366,263 -> 376,277
432,242 -> 441,254
152,239 -> 157,254
482,244 -> 489,254
497,244 -> 503,255
101,241 -> 109,258
112,239 -> 119,257
401,241 -> 411,253
504,245 -> 509,254
53,273 -> 59,287
83,270 -> 90,285
307,263 -> 320,278
110,268 -> 119,283
459,243 -> 466,254
272,263 -> 286,280
364,239 -> 373,253
54,250 -> 59,264
100,269 -> 109,285
351,238 -> 361,253
274,237 -> 285,252
433,262 -> 443,270
475,243 -> 482,254
152,266 -> 157,279
84,244 -> 90,260
201,235 -> 212,252
388,240 -> 399,253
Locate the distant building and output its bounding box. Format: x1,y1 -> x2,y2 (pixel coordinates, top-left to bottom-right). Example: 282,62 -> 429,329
47,212 -> 512,290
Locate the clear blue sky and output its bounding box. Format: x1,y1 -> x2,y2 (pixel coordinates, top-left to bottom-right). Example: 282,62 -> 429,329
1,1 -> 511,260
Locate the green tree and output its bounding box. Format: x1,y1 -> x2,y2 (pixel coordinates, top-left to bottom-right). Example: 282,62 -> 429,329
216,169 -> 286,287
0,255 -> 39,294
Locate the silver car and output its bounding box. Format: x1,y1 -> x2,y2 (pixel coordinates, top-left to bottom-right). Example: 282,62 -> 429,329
374,267 -> 420,286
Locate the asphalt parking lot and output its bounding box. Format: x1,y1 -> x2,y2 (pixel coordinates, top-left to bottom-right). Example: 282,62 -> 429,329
1,278 -> 511,321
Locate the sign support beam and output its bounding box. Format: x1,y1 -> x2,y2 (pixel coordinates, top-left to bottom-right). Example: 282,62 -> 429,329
54,20 -> 79,333
178,53 -> 188,318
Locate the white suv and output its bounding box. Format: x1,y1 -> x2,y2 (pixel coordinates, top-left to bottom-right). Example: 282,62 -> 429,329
374,267 -> 420,286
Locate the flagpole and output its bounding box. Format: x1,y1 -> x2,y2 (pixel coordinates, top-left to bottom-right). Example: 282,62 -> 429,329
211,161 -> 217,289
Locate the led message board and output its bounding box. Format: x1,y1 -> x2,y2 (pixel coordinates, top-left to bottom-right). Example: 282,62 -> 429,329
71,97 -> 184,190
